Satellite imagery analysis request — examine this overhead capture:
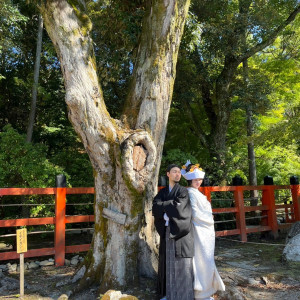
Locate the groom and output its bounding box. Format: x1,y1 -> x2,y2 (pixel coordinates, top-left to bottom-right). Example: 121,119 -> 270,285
152,164 -> 194,300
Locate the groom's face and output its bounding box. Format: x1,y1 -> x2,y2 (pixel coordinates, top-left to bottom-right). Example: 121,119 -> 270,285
167,167 -> 181,183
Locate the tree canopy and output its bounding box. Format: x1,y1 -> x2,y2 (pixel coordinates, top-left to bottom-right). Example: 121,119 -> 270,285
0,0 -> 299,187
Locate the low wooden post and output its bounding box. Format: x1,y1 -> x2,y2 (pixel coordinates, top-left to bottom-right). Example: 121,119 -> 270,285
55,175 -> 66,267
291,184 -> 300,222
16,228 -> 27,298
20,253 -> 24,297
262,185 -> 278,238
234,186 -> 247,242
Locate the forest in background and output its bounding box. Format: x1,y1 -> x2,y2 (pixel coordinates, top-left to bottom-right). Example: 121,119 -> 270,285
0,0 -> 299,196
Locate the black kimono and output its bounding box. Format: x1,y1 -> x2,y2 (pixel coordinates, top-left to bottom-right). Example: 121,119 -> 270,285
152,183 -> 194,300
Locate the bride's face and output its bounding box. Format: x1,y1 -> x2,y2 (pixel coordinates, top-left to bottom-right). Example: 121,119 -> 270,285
191,178 -> 203,189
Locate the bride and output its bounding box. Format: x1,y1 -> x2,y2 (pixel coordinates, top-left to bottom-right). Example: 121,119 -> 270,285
181,160 -> 225,300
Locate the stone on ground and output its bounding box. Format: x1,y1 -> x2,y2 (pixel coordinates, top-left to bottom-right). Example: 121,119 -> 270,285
283,234 -> 300,262
217,285 -> 246,300
70,258 -> 79,266
0,274 -> 19,292
7,263 -> 17,272
28,261 -> 39,269
57,294 -> 69,300
0,264 -> 7,271
71,265 -> 85,283
285,221 -> 300,243
100,290 -> 138,300
40,260 -> 54,266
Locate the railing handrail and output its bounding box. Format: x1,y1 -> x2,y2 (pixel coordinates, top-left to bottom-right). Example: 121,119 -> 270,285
0,187 -> 95,196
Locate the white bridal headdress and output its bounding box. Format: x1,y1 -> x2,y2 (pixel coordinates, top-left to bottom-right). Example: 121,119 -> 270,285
181,160 -> 205,180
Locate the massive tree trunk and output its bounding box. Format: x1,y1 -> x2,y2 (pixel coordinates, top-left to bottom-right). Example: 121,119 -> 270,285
40,0 -> 190,290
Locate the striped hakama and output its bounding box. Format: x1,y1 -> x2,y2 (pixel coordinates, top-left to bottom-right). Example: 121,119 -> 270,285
165,226 -> 194,300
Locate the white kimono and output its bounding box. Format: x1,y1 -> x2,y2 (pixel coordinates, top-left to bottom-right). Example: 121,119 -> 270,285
188,187 -> 225,299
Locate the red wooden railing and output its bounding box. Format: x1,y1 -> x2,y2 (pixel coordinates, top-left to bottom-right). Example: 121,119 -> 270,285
201,185 -> 300,241
0,187 -> 94,266
0,184 -> 299,266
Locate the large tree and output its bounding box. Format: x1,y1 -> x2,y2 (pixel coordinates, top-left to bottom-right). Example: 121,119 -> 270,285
39,0 -> 191,290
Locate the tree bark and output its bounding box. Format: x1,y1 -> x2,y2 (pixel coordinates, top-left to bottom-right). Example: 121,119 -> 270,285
242,60 -> 257,189
246,107 -> 258,191
40,0 -> 190,290
26,14 -> 43,143
23,14 -> 44,218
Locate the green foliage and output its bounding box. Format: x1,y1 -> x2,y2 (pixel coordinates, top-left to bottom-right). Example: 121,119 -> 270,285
0,0 -> 94,182
0,124 -> 67,219
0,0 -> 44,131
87,0 -> 145,118
0,0 -> 28,84
0,124 -> 94,218
164,0 -> 300,184
160,149 -> 198,176
0,124 -> 66,187
37,124 -> 94,188
0,0 -> 28,55
256,145 -> 300,185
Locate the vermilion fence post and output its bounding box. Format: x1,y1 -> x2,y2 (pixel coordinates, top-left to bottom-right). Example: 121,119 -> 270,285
234,186 -> 247,242
261,187 -> 268,227
55,175 -> 66,266
291,184 -> 300,221
262,185 -> 278,238
202,187 -> 211,202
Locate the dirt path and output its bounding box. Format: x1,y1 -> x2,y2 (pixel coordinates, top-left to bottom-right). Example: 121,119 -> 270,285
0,234 -> 299,300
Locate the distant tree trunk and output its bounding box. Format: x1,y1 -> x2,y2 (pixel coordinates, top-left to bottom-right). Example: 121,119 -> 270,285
243,59 -> 258,205
23,14 -> 43,218
40,0 -> 190,290
26,14 -> 43,143
246,108 -> 257,184
246,106 -> 258,194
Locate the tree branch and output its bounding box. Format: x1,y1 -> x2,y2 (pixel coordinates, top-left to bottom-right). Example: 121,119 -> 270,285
241,5 -> 300,61
40,0 -> 119,172
215,0 -> 252,95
